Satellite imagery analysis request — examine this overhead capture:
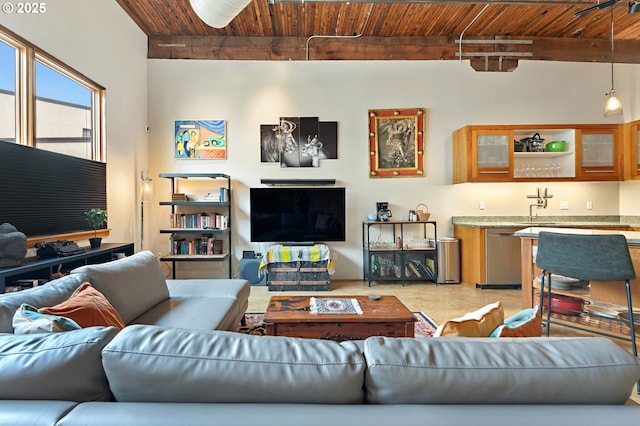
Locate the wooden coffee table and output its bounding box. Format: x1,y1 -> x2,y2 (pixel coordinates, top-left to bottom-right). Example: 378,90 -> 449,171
263,295 -> 415,341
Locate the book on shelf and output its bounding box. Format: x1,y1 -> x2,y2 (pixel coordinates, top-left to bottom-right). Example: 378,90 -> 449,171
169,213 -> 228,229
171,193 -> 188,201
406,261 -> 422,278
170,235 -> 223,255
410,259 -> 435,280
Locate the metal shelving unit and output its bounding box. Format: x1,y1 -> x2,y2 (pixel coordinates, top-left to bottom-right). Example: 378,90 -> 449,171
362,221 -> 438,287
159,173 -> 231,279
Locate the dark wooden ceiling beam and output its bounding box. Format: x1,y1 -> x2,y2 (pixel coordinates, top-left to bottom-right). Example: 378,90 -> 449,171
149,35 -> 640,63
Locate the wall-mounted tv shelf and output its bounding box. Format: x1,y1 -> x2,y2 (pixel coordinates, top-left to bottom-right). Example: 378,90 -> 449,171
159,173 -> 232,279
260,178 -> 336,185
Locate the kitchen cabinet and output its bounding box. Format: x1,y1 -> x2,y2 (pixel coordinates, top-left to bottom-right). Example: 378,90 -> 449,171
362,221 -> 438,286
159,173 -> 232,279
453,124 -> 621,183
577,128 -> 620,180
623,119 -> 640,180
518,229 -> 640,343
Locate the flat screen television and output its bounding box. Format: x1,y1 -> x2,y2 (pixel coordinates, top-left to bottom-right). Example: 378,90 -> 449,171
250,187 -> 346,243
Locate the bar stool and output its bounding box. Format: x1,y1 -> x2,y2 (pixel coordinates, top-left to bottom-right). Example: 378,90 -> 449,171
536,231 -> 638,393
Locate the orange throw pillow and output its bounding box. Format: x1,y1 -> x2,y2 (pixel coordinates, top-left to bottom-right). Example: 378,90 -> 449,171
434,301 -> 504,337
40,282 -> 125,329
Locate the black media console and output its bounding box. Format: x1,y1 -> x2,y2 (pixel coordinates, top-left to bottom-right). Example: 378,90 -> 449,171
0,242 -> 134,293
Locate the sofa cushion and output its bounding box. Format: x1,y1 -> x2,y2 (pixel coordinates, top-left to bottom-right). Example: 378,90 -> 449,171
434,300 -> 504,337
39,283 -> 125,330
364,336 -> 640,404
0,401 -> 79,426
129,297 -> 237,330
165,279 -> 250,330
102,325 -> 365,403
0,326 -> 118,402
12,303 -> 81,333
166,278 -> 250,301
490,305 -> 541,338
71,251 -> 169,323
0,274 -> 83,333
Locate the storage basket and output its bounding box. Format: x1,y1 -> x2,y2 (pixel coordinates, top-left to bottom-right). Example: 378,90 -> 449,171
415,203 -> 430,221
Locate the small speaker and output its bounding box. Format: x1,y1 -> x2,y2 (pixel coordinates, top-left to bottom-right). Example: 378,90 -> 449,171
242,250 -> 255,259
239,258 -> 266,286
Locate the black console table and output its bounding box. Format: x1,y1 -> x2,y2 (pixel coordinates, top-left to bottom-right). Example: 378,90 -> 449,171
0,242 -> 134,293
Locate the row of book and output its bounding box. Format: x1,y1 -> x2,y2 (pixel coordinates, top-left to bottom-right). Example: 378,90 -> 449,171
169,213 -> 228,229
170,236 -> 223,256
404,259 -> 436,280
170,188 -> 229,203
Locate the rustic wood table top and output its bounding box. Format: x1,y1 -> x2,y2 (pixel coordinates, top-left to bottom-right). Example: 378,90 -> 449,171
263,295 -> 415,324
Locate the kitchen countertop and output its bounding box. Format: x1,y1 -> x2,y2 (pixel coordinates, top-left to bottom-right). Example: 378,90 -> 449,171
451,215 -> 640,229
514,227 -> 640,244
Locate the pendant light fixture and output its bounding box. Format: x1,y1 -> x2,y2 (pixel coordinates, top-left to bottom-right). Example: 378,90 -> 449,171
189,0 -> 252,29
604,6 -> 623,117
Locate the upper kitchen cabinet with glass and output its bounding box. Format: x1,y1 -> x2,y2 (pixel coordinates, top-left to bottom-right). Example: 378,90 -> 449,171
453,124 -> 621,183
577,126 -> 621,180
623,119 -> 640,180
453,126 -> 513,183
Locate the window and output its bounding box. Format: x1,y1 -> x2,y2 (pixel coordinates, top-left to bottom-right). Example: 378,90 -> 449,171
0,38 -> 17,144
0,25 -> 105,161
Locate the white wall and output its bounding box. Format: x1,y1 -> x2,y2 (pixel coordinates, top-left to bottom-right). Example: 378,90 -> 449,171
2,0 -> 148,248
147,59 -> 639,279
4,2 -> 639,279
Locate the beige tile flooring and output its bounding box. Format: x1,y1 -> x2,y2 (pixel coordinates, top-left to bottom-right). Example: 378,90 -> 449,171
247,279 -> 640,404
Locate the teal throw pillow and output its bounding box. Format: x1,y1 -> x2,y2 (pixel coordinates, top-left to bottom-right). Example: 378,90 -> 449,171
12,303 -> 81,334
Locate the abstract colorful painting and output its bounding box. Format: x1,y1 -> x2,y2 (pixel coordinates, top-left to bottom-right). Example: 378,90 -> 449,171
175,120 -> 227,159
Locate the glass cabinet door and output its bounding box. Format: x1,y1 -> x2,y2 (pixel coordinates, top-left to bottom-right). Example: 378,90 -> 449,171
472,130 -> 512,181
581,133 -> 613,167
579,129 -> 618,180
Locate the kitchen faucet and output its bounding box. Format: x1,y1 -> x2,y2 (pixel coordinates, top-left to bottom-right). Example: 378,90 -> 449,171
526,187 -> 553,222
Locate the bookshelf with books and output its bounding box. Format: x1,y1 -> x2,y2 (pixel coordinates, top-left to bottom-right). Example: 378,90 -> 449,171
159,173 -> 232,279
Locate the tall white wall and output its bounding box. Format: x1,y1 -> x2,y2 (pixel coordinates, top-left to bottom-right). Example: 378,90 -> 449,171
4,2 -> 640,280
2,0 -> 148,248
147,59 -> 640,279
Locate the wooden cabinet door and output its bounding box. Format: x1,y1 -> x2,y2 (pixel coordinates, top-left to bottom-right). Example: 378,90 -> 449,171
623,120 -> 640,180
576,126 -> 620,181
470,129 -> 513,182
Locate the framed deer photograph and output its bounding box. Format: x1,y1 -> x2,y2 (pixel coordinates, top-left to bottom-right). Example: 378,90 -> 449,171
368,108 -> 426,178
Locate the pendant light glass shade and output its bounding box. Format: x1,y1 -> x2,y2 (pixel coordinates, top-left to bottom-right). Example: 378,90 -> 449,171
604,7 -> 623,117
604,90 -> 623,116
189,0 -> 252,29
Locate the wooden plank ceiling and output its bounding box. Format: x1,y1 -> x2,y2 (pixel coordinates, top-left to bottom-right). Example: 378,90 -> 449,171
116,0 -> 640,69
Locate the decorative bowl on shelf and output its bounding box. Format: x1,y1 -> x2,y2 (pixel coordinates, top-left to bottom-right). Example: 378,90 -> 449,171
545,141 -> 566,152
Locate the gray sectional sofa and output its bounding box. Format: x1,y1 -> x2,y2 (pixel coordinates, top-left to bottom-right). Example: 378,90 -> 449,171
1,251 -> 640,426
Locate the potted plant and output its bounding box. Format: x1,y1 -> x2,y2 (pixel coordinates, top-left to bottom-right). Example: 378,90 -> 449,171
83,208 -> 107,248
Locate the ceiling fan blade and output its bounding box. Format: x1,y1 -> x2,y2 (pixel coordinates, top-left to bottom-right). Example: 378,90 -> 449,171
574,0 -> 618,17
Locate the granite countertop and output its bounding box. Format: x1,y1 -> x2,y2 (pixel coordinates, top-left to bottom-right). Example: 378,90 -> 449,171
451,216 -> 640,229
513,227 -> 640,244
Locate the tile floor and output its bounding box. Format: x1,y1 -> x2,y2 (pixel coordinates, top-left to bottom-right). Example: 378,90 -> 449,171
247,279 -> 640,404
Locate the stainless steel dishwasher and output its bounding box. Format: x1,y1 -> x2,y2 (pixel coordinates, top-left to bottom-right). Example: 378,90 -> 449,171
480,228 -> 522,289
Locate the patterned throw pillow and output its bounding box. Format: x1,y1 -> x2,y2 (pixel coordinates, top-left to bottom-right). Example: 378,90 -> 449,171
490,305 -> 541,337
434,301 -> 504,337
13,303 -> 81,334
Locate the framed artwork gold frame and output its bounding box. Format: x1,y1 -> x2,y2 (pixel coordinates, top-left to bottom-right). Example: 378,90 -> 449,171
368,108 -> 425,178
